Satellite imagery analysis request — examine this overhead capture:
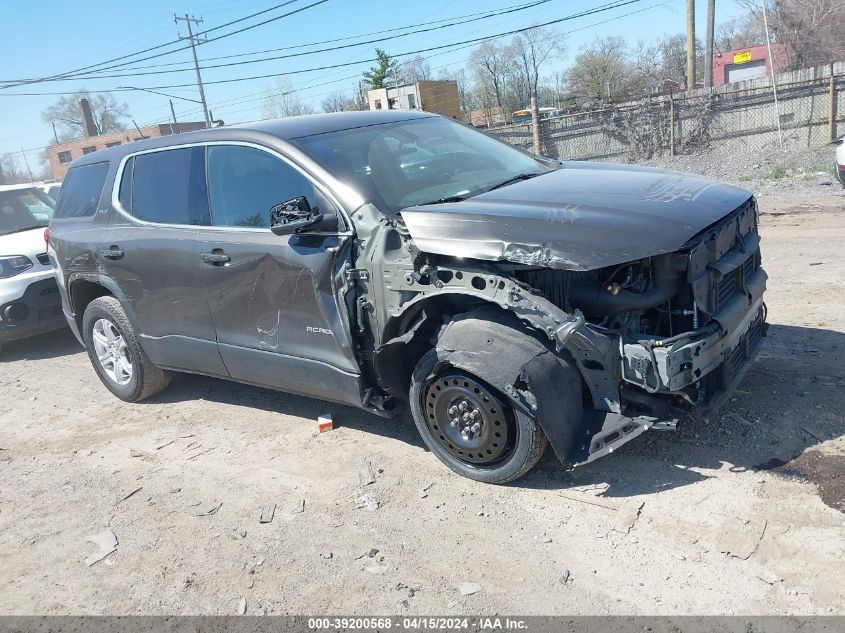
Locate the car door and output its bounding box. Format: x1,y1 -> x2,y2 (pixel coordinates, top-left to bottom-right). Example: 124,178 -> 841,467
101,146 -> 227,375
198,143 -> 362,405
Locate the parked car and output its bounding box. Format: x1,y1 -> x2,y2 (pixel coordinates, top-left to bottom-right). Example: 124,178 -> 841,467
49,111 -> 767,483
835,136 -> 845,187
0,184 -> 64,351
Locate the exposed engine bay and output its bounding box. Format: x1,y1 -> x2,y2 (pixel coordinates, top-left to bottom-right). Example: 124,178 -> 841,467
352,172 -> 767,468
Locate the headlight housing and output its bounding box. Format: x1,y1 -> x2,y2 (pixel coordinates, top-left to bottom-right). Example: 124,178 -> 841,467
0,255 -> 33,279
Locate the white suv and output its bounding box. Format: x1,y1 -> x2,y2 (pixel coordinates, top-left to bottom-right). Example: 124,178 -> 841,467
0,184 -> 64,351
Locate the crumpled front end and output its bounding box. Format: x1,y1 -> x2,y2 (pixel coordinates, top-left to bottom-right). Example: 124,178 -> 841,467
513,197 -> 767,463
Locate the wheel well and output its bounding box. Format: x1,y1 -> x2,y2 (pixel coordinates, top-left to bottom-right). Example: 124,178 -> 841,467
69,280 -> 112,331
374,295 -> 551,402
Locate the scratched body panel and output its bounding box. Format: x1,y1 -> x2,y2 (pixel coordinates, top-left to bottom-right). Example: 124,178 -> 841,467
197,228 -> 360,385
401,163 -> 752,271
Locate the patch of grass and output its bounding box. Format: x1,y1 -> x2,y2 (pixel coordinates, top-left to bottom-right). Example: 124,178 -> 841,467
770,164 -> 787,179
806,163 -> 835,175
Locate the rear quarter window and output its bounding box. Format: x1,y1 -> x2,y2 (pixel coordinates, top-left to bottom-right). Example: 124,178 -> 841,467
54,162 -> 110,219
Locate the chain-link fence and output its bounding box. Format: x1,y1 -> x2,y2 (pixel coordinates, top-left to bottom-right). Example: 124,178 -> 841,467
486,61 -> 845,163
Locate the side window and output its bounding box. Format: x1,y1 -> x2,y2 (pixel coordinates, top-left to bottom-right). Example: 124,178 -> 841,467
128,147 -> 209,225
54,162 -> 110,219
207,145 -> 329,228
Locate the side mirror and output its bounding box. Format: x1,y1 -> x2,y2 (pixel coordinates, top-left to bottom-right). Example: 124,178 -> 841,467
270,196 -> 320,235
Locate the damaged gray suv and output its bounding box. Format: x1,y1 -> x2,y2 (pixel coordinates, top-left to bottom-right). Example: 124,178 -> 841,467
49,111 -> 766,483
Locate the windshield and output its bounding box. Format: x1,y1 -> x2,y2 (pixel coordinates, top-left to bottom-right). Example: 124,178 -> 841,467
0,188 -> 56,237
292,116 -> 549,214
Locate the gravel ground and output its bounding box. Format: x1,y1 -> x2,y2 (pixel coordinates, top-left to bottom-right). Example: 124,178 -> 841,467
0,183 -> 844,616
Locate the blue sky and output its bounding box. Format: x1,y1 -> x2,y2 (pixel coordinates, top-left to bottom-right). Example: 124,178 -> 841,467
0,0 -> 748,166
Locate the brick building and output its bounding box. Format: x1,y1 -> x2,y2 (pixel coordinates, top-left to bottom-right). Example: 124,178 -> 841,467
367,80 -> 460,119
46,122 -> 206,179
712,44 -> 787,87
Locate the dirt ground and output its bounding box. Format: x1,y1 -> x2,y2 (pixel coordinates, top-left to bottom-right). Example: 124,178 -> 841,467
1,187 -> 844,616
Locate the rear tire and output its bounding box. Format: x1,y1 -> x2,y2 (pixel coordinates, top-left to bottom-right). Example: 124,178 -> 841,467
409,348 -> 548,484
82,296 -> 171,402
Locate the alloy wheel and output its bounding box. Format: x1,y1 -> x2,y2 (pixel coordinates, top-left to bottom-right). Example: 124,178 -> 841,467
91,318 -> 133,386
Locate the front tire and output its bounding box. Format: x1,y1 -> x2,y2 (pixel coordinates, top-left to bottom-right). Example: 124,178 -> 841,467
82,296 -> 171,402
409,348 -> 548,484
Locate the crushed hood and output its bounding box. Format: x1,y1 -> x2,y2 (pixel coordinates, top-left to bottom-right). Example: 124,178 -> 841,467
400,161 -> 753,271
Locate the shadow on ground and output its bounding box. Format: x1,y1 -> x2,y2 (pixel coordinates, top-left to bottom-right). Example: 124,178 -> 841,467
519,323 -> 845,506
0,328 -> 81,361
5,322 -> 842,505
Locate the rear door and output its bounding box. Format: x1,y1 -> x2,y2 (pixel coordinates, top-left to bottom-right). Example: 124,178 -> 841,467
101,146 -> 226,374
197,143 -> 361,404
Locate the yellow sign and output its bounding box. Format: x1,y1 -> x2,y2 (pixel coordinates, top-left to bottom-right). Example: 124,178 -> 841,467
733,50 -> 753,64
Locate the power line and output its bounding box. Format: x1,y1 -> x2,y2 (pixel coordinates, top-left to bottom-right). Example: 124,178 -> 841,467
5,0 -> 671,156
52,0 -> 556,76
54,0 -> 556,83
0,0 -> 649,93
0,0 -> 327,89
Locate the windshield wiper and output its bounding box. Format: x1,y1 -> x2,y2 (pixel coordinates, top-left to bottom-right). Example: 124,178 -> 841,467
486,172 -> 543,192
417,195 -> 467,206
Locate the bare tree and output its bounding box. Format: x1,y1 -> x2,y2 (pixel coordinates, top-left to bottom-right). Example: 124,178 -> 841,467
508,25 -> 566,105
469,42 -> 515,116
0,154 -> 28,185
399,55 -> 432,84
737,0 -> 845,68
262,76 -> 315,119
567,36 -> 633,102
41,90 -> 129,141
715,15 -> 767,51
321,90 -> 350,113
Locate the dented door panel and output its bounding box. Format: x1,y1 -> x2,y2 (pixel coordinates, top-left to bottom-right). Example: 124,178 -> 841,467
198,228 -> 361,396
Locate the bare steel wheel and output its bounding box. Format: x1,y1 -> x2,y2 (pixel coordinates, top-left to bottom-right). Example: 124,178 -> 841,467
424,372 -> 515,465
91,318 -> 133,386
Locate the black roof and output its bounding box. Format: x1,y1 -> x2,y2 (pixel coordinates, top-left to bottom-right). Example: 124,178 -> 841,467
71,110 -> 437,168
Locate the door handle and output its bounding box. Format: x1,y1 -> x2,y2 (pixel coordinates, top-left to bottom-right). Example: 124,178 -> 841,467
201,251 -> 231,266
99,246 -> 124,260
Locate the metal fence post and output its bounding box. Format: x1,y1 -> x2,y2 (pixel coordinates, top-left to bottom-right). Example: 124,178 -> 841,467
531,97 -> 542,156
830,63 -> 837,141
668,95 -> 675,156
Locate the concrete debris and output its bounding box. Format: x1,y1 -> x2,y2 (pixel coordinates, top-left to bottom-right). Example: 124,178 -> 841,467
560,492 -> 644,534
365,565 -> 388,574
155,440 -> 175,450
613,502 -> 645,534
129,449 -> 142,458
321,551 -> 333,559
85,529 -> 118,566
117,486 -> 143,504
259,504 -> 276,524
356,493 -> 379,511
559,569 -> 571,585
418,490 -> 429,499
718,517 -> 768,560
455,582 -> 481,596
197,502 -> 223,517
292,499 -> 305,514
756,570 -> 782,585
236,597 -> 247,615
185,498 -> 201,507
359,461 -> 376,486
367,548 -> 379,558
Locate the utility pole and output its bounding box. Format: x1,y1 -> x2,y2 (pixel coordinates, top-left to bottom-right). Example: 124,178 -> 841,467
686,0 -> 696,90
704,0 -> 715,88
175,13 -> 212,129
169,99 -> 178,124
